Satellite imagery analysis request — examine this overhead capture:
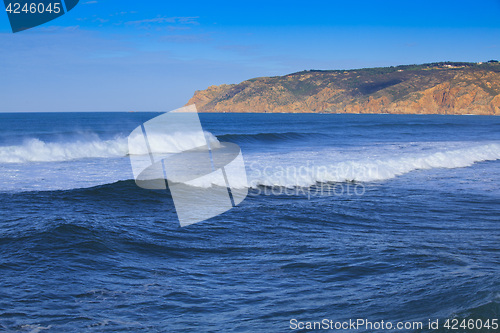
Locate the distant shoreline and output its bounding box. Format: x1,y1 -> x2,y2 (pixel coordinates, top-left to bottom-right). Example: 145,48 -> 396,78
0,111 -> 498,116
187,61 -> 500,116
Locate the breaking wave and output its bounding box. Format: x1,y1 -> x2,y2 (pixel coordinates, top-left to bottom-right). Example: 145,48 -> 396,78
108,141 -> 500,190
0,132 -> 220,163
247,142 -> 500,188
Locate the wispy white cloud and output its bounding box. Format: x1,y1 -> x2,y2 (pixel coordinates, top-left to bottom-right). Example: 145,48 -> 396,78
126,16 -> 199,26
34,25 -> 81,33
160,33 -> 212,43
110,11 -> 138,16
217,44 -> 260,56
92,18 -> 109,24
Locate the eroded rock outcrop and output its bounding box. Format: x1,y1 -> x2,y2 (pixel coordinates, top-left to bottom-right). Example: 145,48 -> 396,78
187,62 -> 500,115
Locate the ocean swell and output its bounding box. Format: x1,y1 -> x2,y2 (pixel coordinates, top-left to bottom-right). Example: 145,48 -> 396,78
0,131 -> 220,163
247,142 -> 500,188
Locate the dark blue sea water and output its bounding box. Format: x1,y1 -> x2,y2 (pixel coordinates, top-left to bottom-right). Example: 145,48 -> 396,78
0,113 -> 499,332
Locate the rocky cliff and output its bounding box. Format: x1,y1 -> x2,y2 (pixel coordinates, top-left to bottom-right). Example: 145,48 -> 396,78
186,62 -> 500,115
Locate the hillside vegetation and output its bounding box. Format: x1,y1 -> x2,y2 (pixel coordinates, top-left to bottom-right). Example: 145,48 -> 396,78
187,61 -> 500,115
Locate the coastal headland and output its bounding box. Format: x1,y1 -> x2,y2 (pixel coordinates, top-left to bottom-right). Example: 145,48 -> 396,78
187,61 -> 500,115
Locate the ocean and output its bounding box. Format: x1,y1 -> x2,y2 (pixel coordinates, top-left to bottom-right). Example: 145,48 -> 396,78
0,112 -> 499,332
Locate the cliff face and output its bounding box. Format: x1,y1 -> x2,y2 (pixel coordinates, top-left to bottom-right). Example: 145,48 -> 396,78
186,62 -> 500,115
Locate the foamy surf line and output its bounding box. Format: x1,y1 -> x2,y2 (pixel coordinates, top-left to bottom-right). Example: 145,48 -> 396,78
0,140 -> 499,193
244,142 -> 500,188
0,131 -> 220,163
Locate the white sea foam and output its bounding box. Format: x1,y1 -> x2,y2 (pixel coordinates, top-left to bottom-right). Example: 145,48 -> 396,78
245,142 -> 500,188
0,138 -> 127,163
0,138 -> 499,192
128,131 -> 220,155
0,132 -> 220,163
183,142 -> 500,189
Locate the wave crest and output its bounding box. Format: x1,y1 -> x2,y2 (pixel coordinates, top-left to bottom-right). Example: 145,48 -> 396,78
247,142 -> 500,188
0,131 -> 220,163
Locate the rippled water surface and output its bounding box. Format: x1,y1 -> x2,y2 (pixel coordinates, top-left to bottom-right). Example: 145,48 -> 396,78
0,113 -> 499,332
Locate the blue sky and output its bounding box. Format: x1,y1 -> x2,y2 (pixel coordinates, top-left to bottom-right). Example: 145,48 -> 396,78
1,0 -> 499,112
